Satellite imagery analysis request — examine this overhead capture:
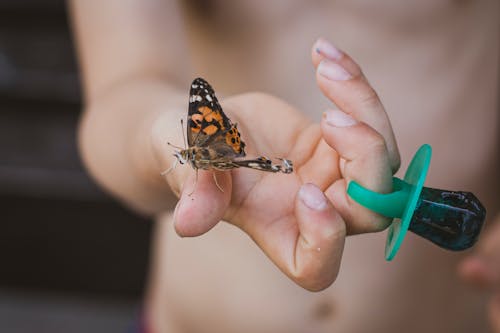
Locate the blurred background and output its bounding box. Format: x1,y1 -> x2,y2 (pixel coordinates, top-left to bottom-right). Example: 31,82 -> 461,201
0,1 -> 152,332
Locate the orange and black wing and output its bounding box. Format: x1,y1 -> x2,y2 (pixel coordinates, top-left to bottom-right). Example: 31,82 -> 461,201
187,77 -> 246,157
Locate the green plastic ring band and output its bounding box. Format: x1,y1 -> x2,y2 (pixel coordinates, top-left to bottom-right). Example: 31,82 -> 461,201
346,144 -> 432,261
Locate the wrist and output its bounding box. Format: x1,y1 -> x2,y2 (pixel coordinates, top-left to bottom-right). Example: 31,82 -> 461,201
80,77 -> 185,214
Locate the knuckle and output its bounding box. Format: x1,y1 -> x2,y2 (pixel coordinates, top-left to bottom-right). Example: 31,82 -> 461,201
363,132 -> 388,157
322,221 -> 347,245
358,86 -> 381,109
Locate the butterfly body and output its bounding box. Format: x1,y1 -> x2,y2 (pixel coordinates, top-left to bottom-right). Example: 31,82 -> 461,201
176,146 -> 240,171
166,77 -> 293,178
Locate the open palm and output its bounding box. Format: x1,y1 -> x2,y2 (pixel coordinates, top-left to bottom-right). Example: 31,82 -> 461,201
163,41 -> 400,290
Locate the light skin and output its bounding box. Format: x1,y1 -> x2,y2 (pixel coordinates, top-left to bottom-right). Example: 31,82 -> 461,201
81,37 -> 400,291
156,43 -> 401,290
70,0 -> 499,330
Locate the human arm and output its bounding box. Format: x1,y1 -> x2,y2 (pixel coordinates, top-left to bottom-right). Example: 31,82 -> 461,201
159,39 -> 401,290
69,0 -> 188,213
70,0 -> 400,291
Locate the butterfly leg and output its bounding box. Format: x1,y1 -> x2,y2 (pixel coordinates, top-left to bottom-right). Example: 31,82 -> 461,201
212,172 -> 224,193
160,159 -> 178,176
187,169 -> 199,196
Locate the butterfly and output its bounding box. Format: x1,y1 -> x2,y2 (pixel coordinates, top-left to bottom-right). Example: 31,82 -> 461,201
162,77 -> 293,192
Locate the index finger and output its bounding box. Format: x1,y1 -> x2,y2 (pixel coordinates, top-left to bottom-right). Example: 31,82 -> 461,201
312,38 -> 400,173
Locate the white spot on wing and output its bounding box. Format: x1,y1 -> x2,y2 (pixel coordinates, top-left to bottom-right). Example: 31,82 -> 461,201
189,95 -> 202,103
248,163 -> 265,169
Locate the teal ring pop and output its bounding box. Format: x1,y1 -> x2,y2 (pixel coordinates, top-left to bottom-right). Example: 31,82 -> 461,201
347,144 -> 486,261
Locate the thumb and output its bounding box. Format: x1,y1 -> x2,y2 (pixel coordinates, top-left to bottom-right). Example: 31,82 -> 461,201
292,183 -> 346,291
173,170 -> 231,237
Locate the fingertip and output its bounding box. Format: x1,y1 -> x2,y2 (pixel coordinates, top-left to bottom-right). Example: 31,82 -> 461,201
173,196 -> 212,237
296,183 -> 345,239
293,183 -> 346,290
312,37 -> 344,68
322,109 -> 358,128
319,109 -> 358,155
320,108 -> 383,163
298,183 -> 330,212
311,38 -> 323,68
173,171 -> 231,237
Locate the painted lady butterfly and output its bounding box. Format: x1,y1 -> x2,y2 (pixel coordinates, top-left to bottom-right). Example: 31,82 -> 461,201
163,77 -> 293,191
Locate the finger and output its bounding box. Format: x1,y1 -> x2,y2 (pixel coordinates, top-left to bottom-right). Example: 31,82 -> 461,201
311,38 -> 400,173
173,170 -> 231,237
293,183 -> 346,291
311,37 -> 358,74
321,109 -> 393,234
244,183 -> 346,291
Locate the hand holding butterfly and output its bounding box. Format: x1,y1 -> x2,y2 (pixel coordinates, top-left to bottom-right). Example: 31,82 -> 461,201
155,39 -> 401,291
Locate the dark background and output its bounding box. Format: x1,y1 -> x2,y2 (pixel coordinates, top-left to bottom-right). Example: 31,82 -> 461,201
0,1 -> 153,331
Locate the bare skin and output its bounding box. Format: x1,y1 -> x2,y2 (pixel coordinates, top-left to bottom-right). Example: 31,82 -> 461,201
70,0 -> 499,332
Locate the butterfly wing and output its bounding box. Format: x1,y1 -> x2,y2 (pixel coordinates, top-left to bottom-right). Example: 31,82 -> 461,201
233,156 -> 294,173
187,77 -> 246,158
185,77 -> 292,174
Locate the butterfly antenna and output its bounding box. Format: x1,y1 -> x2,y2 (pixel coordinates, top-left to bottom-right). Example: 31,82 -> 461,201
167,142 -> 184,150
181,118 -> 187,149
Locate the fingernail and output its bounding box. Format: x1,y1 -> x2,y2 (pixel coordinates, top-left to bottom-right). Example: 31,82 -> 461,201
299,183 -> 328,211
318,59 -> 352,81
323,109 -> 358,127
314,38 -> 343,61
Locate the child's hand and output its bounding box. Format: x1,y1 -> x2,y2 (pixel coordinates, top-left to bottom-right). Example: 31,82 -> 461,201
154,38 -> 400,291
